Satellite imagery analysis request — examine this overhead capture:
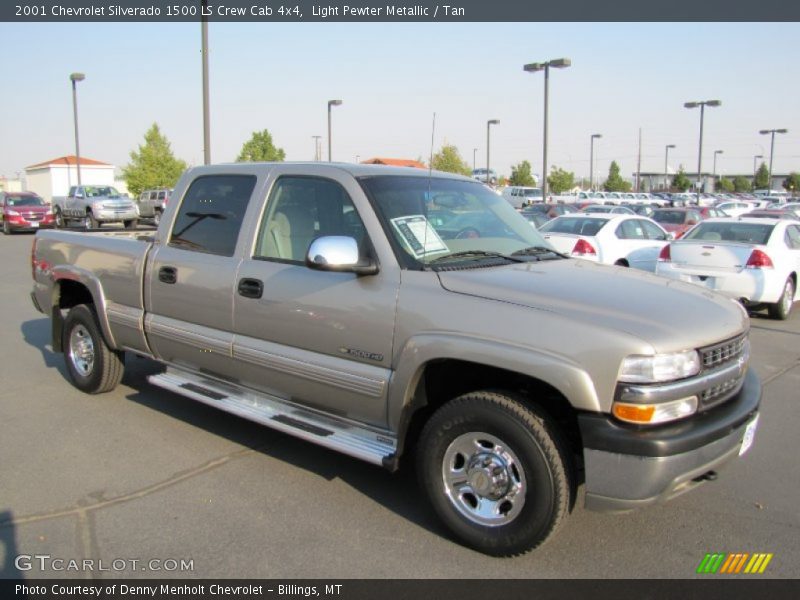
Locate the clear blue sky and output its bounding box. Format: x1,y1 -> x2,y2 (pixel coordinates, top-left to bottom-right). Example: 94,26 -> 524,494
1,22 -> 798,183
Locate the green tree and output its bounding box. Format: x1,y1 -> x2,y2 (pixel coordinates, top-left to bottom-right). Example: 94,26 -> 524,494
430,144 -> 471,176
603,161 -> 632,192
716,177 -> 735,193
547,166 -> 575,194
123,123 -> 188,197
508,160 -> 536,186
782,172 -> 800,196
236,129 -> 286,162
754,163 -> 770,190
732,176 -> 752,193
671,167 -> 692,192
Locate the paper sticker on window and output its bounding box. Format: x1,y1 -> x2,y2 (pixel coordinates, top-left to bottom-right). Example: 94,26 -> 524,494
390,215 -> 448,258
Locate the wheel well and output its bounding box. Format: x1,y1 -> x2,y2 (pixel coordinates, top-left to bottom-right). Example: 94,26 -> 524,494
401,359 -> 583,475
51,280 -> 94,352
614,258 -> 629,267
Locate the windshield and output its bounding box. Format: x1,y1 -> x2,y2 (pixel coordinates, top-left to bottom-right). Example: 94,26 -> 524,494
682,221 -> 775,245
6,195 -> 45,207
359,175 -> 557,268
652,210 -> 686,225
539,216 -> 610,236
84,186 -> 121,198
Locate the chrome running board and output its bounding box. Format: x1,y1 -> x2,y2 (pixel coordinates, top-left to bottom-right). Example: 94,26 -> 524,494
148,368 -> 397,467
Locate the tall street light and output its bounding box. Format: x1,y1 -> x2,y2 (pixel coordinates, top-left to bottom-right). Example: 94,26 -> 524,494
69,72 -> 85,186
713,150 -> 724,190
201,2 -> 211,165
684,99 -> 721,204
759,128 -> 788,192
312,135 -> 321,161
524,58 -> 571,198
473,148 -> 478,172
486,120 -> 499,186
327,99 -> 342,162
664,144 -> 675,191
589,133 -> 601,190
753,154 -> 764,187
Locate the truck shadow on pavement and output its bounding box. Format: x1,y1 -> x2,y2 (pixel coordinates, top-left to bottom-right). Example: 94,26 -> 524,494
20,318 -> 69,376
119,355 -> 447,543
0,511 -> 23,579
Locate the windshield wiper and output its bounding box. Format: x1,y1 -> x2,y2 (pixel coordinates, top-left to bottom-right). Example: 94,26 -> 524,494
510,245 -> 567,259
427,250 -> 526,265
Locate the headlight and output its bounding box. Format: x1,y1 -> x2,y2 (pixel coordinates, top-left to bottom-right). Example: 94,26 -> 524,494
618,350 -> 701,383
6,209 -> 19,216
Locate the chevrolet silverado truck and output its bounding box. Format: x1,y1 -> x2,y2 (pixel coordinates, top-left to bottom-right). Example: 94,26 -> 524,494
52,185 -> 139,230
30,163 -> 761,556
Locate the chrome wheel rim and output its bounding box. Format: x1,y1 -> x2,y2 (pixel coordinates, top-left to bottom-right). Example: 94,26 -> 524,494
68,325 -> 95,377
782,281 -> 793,315
441,432 -> 526,527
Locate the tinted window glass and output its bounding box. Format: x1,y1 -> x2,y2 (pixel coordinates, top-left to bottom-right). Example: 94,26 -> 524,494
641,220 -> 667,240
785,225 -> 800,250
616,219 -> 646,240
170,175 -> 255,257
540,217 -> 609,236
255,177 -> 367,263
683,222 -> 775,245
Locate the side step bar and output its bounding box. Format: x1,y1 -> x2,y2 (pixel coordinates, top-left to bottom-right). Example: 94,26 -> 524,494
148,368 -> 397,467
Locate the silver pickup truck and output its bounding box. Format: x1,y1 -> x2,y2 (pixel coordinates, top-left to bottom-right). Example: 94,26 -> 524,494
31,163 -> 761,556
52,185 -> 139,229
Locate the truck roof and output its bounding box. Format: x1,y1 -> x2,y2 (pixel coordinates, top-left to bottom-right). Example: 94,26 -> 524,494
183,161 -> 473,181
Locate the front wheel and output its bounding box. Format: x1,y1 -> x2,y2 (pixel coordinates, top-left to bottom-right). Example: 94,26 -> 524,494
768,278 -> 795,320
62,304 -> 124,394
2,219 -> 10,235
417,391 -> 572,556
124,219 -> 138,230
54,207 -> 66,229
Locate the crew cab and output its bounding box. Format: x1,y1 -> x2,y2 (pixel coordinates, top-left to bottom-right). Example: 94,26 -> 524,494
30,163 -> 761,556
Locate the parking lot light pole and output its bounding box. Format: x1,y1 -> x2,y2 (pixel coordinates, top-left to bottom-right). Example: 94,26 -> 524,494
69,72 -> 85,186
664,144 -> 675,191
713,150 -> 724,190
524,58 -> 571,199
753,154 -> 763,188
327,99 -> 342,162
473,148 -> 477,172
684,99 -> 721,204
486,120 -> 499,186
759,129 -> 788,192
589,133 -> 601,190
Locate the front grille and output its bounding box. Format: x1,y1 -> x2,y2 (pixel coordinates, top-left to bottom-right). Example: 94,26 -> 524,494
700,334 -> 746,371
697,333 -> 748,411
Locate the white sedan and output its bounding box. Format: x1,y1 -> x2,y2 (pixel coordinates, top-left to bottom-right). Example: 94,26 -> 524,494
538,213 -> 671,271
655,217 -> 800,320
715,201 -> 760,217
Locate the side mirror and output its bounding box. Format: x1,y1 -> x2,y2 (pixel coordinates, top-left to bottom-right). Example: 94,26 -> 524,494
666,232 -> 676,241
306,236 -> 378,276
75,193 -> 84,199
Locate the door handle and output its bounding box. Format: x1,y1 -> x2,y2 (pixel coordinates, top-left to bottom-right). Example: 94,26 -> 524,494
158,266 -> 177,284
237,278 -> 263,299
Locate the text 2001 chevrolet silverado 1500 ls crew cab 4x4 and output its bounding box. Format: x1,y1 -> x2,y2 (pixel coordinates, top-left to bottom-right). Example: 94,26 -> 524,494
31,163 -> 761,556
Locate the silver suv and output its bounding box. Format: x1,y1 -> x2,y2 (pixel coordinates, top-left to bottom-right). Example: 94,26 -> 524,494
135,189 -> 172,225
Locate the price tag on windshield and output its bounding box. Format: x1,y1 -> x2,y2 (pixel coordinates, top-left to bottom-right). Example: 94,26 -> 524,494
390,215 -> 448,258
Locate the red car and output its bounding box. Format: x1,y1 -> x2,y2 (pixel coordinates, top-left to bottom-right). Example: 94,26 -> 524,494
650,207 -> 707,239
1,191 -> 55,234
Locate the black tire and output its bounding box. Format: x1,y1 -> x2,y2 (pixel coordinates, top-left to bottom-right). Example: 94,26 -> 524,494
614,259 -> 629,267
768,278 -> 795,320
85,212 -> 99,230
124,219 -> 138,230
62,304 -> 124,394
417,390 -> 572,556
2,219 -> 10,235
153,210 -> 162,227
54,207 -> 66,229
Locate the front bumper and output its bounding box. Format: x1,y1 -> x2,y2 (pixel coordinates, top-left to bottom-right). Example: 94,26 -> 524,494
95,208 -> 138,222
579,368 -> 761,512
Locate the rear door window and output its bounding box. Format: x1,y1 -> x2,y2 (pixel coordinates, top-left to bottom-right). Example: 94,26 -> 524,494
169,175 -> 256,256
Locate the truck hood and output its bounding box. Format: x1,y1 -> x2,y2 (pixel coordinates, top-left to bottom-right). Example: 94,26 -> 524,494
436,259 -> 747,352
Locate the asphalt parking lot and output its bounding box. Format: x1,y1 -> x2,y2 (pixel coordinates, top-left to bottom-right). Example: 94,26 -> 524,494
1,228 -> 798,580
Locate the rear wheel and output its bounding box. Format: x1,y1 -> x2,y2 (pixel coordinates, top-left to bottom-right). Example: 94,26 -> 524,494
62,304 -> 124,394
153,209 -> 162,226
417,390 -> 572,556
124,219 -> 138,230
85,212 -> 99,230
768,278 -> 795,320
